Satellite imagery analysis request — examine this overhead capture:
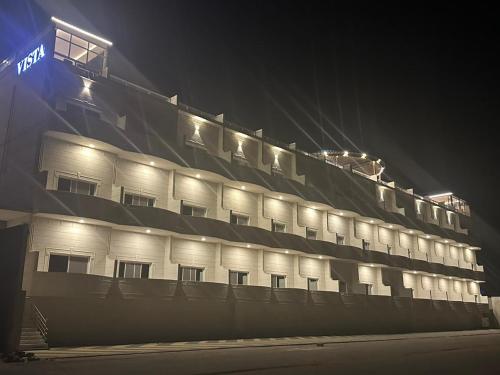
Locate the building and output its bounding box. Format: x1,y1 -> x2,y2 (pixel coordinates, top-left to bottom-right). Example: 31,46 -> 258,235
0,17 -> 490,350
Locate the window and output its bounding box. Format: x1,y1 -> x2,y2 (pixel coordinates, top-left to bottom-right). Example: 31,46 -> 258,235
338,280 -> 347,295
229,271 -> 248,285
362,239 -> 370,250
230,212 -> 249,226
48,254 -> 89,274
123,193 -> 155,207
271,274 -> 286,288
307,278 -> 318,291
54,28 -> 105,72
179,266 -> 203,282
336,234 -> 345,245
118,262 -> 150,279
181,202 -> 207,217
306,228 -> 317,240
272,220 -> 286,233
57,176 -> 96,196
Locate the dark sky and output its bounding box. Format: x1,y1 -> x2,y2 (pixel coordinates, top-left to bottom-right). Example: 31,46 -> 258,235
1,1 -> 500,293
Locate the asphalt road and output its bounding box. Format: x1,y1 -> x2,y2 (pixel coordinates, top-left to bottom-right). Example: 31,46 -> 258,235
3,332 -> 500,374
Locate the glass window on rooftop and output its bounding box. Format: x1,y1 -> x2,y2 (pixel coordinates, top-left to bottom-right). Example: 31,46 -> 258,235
54,28 -> 105,72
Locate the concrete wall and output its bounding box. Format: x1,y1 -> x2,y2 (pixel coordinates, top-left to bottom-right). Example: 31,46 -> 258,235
222,186 -> 258,224
27,272 -> 490,347
174,173 -> 218,218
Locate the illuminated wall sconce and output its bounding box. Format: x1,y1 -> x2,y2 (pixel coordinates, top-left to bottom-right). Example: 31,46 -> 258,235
272,147 -> 282,173
361,153 -> 367,159
234,137 -> 246,160
343,150 -> 349,157
189,123 -> 204,145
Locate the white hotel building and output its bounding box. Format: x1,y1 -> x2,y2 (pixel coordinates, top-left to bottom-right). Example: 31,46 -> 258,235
0,18 -> 490,349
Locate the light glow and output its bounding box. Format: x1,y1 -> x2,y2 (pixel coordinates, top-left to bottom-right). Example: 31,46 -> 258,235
241,185 -> 246,190
146,229 -> 151,233
361,153 -> 367,159
149,161 -> 155,166
196,174 -> 201,179
427,192 -> 453,199
51,16 -> 113,46
343,150 -> 349,157
88,144 -> 95,148
201,237 -> 206,241
78,219 -> 85,223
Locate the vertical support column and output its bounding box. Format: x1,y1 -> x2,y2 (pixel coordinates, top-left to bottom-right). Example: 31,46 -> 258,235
163,236 -> 179,281
322,212 -> 335,242
257,193 -> 271,230
217,183 -> 230,222
213,243 -> 227,284
166,170 -> 181,213
256,249 -> 269,287
291,203 -> 306,237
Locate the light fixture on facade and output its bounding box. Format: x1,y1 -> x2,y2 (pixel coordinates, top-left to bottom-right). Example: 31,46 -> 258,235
278,195 -> 283,200
425,235 -> 430,239
149,161 -> 155,166
241,185 -> 246,190
343,150 -> 349,157
88,144 -> 95,148
361,153 -> 367,159
323,151 -> 328,157
285,250 -> 289,254
78,219 -> 85,223
432,274 -> 437,277
448,276 -> 452,279
409,230 -> 414,234
389,225 -> 393,228
319,255 -> 323,259
196,174 -> 201,179
369,220 -> 374,223
146,229 -> 151,233
369,264 -> 374,267
339,212 -> 344,216
376,159 -> 381,164
201,237 -> 206,241
246,244 -> 251,248
413,271 -> 417,274
444,240 -> 449,243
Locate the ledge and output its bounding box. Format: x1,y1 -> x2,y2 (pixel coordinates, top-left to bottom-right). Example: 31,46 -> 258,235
28,190 -> 485,282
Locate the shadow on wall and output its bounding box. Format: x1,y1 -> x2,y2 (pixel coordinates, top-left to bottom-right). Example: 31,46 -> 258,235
27,272 -> 489,347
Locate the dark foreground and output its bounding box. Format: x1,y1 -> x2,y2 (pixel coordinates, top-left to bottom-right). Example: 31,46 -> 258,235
2,331 -> 500,374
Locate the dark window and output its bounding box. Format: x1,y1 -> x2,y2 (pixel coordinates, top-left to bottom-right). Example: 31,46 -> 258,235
307,278 -> 318,291
181,202 -> 207,217
362,239 -> 370,250
48,254 -> 68,272
229,271 -> 248,285
272,221 -> 286,233
271,274 -> 286,288
306,228 -> 317,240
48,254 -> 88,274
123,193 -> 155,207
230,212 -> 249,225
118,262 -> 150,279
179,266 -> 203,282
57,177 -> 96,196
336,234 -> 345,245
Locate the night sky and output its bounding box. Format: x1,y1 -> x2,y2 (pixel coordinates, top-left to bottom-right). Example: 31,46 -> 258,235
1,1 -> 499,294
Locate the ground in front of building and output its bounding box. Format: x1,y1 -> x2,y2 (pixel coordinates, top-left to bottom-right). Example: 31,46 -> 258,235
2,330 -> 500,374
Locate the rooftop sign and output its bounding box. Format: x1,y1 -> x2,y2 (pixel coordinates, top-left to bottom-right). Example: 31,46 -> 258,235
17,44 -> 45,75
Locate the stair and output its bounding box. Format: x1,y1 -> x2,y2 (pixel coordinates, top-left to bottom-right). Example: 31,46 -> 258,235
18,298 -> 49,351
19,327 -> 48,351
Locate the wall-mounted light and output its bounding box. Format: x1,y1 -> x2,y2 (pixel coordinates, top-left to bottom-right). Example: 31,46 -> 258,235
319,255 -> 323,259
343,150 -> 349,157
369,220 -> 374,223
78,219 -> 85,223
241,185 -> 246,190
425,235 -> 430,239
88,144 -> 95,148
246,244 -> 251,248
278,195 -> 283,200
201,237 -> 206,241
339,212 -> 344,216
285,250 -> 289,254
376,159 -> 381,164
409,230 -> 414,234
146,229 -> 151,234
149,161 -> 155,166
196,174 -> 201,179
389,225 -> 393,229
361,153 -> 367,159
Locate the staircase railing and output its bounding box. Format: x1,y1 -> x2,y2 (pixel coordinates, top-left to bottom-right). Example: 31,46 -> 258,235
31,303 -> 48,342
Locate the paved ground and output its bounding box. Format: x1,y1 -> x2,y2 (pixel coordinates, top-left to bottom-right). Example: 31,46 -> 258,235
2,330 -> 500,374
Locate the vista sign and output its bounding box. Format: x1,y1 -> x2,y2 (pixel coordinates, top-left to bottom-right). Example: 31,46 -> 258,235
17,44 -> 45,75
